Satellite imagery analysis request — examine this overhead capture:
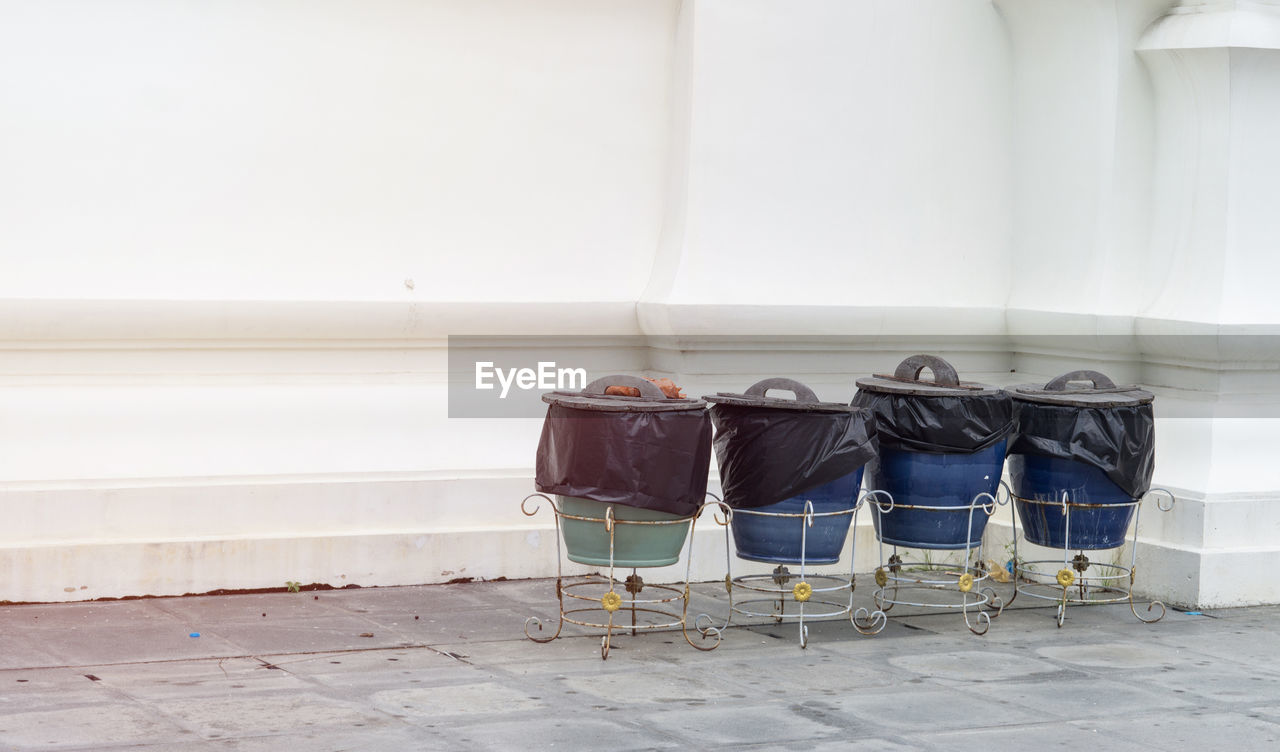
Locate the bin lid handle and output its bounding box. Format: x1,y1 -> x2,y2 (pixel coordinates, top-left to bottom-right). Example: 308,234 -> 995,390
1044,370 -> 1117,391
892,355 -> 960,386
744,378 -> 819,403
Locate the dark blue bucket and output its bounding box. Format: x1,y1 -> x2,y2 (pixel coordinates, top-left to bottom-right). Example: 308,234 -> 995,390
1010,454 -> 1135,550
732,468 -> 864,565
868,440 -> 1006,550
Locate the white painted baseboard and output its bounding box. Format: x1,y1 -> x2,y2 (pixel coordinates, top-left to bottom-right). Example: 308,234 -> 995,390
6,472 -> 1272,609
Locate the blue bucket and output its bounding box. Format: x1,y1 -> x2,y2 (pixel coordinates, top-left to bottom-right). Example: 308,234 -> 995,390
868,440 -> 1006,550
731,468 -> 864,565
1010,455 -> 1135,550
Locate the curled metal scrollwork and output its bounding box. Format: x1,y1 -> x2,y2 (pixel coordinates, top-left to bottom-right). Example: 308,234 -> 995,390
972,491 -> 998,517
704,493 -> 734,526
524,615 -> 562,643
980,587 -> 1004,615
1131,597 -> 1167,624
964,607 -> 991,636
860,489 -> 895,514
521,493 -> 553,517
852,606 -> 888,635
1148,487 -> 1176,513
685,618 -> 723,652
997,479 -> 1014,506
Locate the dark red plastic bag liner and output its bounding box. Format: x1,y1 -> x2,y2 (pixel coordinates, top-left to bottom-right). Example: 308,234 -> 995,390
535,375 -> 712,516
705,378 -> 877,510
852,354 -> 1012,454
1007,370 -> 1155,499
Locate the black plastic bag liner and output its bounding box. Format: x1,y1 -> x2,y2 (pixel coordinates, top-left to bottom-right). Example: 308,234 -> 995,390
703,378 -> 877,509
535,375 -> 712,517
1006,370 -> 1155,499
852,355 -> 1013,453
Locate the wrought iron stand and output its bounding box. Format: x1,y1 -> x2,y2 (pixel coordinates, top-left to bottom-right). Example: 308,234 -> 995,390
1010,488 -> 1176,627
702,491 -> 889,648
520,493 -> 723,660
868,488 -> 1012,635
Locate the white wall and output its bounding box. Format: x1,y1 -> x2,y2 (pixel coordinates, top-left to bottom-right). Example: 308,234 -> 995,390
0,0 -> 676,488
0,0 -> 677,600
0,0 -> 1277,609
0,0 -> 676,304
999,0 -> 1280,606
650,0 -> 1014,311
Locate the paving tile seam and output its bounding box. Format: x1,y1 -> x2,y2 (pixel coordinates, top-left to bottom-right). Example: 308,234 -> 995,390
1076,659 -> 1278,684
197,655 -> 514,736
997,698 -> 1200,725
9,741 -> 210,752
499,630 -> 906,663
145,597 -> 351,623
1078,727 -> 1212,752
837,705 -> 1033,738
46,733 -> 321,752
24,670 -> 213,746
1085,707 -> 1280,730
442,658 -> 713,723
1081,710 -> 1280,747
1025,650 -> 1242,681
455,683 -> 903,741
620,714 -> 858,750
0,644 -> 447,674
900,722 -> 1168,751
130,681 -> 422,744
487,631 -> 811,662
0,623 -> 1238,676
917,669 -> 1091,688
422,707 -> 687,739
436,644 -> 895,734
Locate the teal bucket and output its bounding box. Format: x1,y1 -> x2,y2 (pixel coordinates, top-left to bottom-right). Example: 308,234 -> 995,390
557,496 -> 693,568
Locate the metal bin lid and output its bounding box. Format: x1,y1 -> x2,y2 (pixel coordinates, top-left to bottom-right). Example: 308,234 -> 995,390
1008,370 -> 1153,408
855,354 -> 1000,397
542,374 -> 706,413
703,378 -> 863,413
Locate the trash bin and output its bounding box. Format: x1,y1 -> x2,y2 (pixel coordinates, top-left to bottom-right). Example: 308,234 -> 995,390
853,355 -> 1013,549
1006,370 -> 1155,550
535,375 -> 712,567
705,378 -> 877,564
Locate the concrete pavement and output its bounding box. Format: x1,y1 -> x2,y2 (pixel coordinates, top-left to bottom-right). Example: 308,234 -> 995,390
0,578 -> 1277,750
